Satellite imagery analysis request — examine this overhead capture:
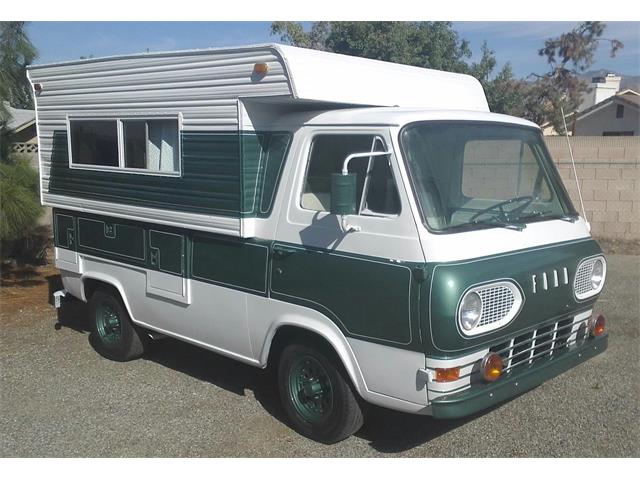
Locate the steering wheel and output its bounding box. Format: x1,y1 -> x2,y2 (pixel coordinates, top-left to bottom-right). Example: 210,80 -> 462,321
469,196 -> 535,223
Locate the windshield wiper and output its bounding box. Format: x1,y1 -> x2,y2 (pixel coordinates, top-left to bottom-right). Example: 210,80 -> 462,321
511,211 -> 578,223
471,217 -> 526,231
555,213 -> 579,223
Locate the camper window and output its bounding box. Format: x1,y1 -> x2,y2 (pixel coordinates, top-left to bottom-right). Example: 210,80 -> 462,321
301,134 -> 400,216
68,117 -> 180,175
123,119 -> 179,172
69,120 -> 119,167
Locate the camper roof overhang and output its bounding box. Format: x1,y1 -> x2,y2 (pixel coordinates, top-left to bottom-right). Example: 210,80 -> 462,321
28,43 -> 490,113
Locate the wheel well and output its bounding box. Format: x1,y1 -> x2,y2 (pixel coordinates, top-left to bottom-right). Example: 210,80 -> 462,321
83,278 -> 120,302
267,325 -> 341,369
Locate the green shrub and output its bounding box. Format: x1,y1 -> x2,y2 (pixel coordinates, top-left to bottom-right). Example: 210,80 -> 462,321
0,154 -> 43,247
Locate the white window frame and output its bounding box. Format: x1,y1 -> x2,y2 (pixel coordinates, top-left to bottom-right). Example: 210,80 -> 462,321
66,113 -> 183,177
299,131 -> 401,218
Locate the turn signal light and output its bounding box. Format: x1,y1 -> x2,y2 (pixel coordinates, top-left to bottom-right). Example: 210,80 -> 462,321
590,314 -> 606,337
435,367 -> 460,383
481,352 -> 503,382
253,62 -> 269,75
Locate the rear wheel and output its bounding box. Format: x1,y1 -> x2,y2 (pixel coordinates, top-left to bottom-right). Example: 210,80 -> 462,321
278,343 -> 363,443
89,289 -> 145,362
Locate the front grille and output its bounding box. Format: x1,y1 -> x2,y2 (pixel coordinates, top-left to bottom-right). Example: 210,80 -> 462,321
490,317 -> 590,373
478,285 -> 515,327
575,258 -> 597,297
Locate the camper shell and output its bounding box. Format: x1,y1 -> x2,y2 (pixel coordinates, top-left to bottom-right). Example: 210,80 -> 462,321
28,44 -> 608,443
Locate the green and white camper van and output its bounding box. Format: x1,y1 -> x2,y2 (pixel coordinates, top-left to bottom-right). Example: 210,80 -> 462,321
28,44 -> 608,443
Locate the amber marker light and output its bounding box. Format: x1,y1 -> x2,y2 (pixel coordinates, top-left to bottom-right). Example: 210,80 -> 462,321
435,367 -> 461,383
481,352 -> 503,382
253,63 -> 269,75
590,314 -> 606,337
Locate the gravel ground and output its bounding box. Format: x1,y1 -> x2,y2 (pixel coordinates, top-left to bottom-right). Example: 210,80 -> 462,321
1,255 -> 638,457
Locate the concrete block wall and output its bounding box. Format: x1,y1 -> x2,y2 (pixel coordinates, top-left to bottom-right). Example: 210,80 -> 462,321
545,136 -> 639,240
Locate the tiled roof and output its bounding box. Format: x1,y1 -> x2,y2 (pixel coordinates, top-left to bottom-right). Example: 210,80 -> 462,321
2,102 -> 36,132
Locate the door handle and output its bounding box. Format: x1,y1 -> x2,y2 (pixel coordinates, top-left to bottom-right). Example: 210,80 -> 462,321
272,245 -> 297,259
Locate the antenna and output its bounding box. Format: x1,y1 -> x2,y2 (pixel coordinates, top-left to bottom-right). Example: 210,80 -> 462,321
560,106 -> 590,232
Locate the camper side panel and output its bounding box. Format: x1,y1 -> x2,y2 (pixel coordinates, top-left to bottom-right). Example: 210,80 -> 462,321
28,48 -> 292,234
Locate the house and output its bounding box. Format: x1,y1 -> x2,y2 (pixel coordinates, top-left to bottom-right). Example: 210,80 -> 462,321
541,111 -> 575,136
2,101 -> 38,166
574,89 -> 640,136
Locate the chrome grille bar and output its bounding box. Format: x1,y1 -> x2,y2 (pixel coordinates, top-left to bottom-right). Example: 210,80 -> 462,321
500,330 -> 577,363
490,316 -> 591,373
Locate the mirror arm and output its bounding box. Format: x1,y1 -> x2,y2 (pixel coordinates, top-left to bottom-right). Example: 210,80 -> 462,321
341,150 -> 392,175
338,150 -> 390,233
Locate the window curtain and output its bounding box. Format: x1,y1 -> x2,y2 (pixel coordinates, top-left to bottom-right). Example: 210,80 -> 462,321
147,121 -> 178,172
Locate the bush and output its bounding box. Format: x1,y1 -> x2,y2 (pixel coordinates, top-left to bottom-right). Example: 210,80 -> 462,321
0,153 -> 45,262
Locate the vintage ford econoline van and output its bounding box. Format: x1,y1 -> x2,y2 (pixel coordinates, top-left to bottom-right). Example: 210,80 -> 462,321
28,44 -> 608,443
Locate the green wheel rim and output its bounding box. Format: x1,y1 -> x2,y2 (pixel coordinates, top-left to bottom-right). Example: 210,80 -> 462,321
95,301 -> 122,346
287,354 -> 333,423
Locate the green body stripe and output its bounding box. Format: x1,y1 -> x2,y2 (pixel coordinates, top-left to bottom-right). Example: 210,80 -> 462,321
53,209 -> 604,356
53,209 -> 423,351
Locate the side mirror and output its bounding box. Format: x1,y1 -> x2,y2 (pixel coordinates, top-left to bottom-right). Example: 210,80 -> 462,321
330,173 -> 357,216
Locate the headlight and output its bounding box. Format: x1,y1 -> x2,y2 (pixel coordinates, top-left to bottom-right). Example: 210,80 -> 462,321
459,291 -> 482,331
457,281 -> 523,336
574,256 -> 606,300
591,259 -> 604,289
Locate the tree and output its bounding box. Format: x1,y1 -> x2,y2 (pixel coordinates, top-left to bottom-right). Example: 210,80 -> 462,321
0,22 -> 37,110
1,21 -> 38,160
467,42 -> 528,116
527,21 -> 623,133
0,22 -> 43,261
271,22 -> 330,50
0,154 -> 43,248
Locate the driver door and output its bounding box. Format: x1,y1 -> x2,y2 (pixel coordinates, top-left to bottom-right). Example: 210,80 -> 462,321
270,127 -> 424,349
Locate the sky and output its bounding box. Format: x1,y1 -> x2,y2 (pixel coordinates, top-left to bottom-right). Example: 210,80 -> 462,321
26,21 -> 640,79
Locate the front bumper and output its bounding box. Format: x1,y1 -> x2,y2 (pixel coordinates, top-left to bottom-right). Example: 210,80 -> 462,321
431,333 -> 608,419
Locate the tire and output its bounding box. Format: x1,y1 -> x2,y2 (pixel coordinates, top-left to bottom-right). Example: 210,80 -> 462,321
88,288 -> 145,362
278,343 -> 364,444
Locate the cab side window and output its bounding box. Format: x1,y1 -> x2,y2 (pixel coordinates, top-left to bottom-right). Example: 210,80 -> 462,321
301,134 -> 400,215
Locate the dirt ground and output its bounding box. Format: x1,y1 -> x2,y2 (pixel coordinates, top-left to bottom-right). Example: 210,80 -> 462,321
0,258 -> 60,325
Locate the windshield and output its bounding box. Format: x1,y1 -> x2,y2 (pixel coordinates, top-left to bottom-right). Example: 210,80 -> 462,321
399,121 -> 577,233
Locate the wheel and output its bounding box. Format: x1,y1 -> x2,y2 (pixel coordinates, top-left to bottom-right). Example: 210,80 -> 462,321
89,288 -> 145,362
278,343 -> 363,443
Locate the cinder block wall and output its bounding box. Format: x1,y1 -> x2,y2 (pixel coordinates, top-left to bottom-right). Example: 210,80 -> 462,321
545,136 -> 640,240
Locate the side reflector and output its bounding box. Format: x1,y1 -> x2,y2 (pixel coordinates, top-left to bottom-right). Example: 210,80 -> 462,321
435,367 -> 460,383
590,314 -> 606,337
253,62 -> 269,75
481,353 -> 503,382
